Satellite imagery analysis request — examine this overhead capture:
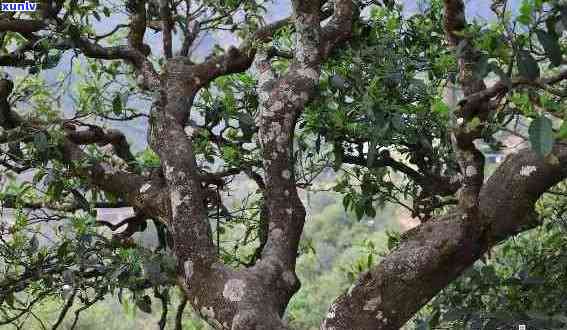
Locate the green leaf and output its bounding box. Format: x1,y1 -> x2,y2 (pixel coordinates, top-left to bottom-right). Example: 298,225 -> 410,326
355,204 -> 365,221
529,115 -> 555,157
238,112 -> 256,140
43,53 -> 62,70
342,194 -> 352,210
535,29 -> 563,67
112,94 -> 122,116
57,241 -> 69,258
558,119 -> 567,140
28,235 -> 39,253
466,117 -> 482,132
517,50 -> 540,80
365,205 -> 376,218
432,99 -> 450,115
33,132 -> 49,163
518,0 -> 534,25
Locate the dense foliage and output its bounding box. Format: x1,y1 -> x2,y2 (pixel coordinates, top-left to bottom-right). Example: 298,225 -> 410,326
0,0 -> 566,328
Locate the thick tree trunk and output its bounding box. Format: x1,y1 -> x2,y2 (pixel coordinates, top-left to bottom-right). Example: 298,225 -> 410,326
321,144 -> 567,329
3,1 -> 567,329
140,1 -> 355,328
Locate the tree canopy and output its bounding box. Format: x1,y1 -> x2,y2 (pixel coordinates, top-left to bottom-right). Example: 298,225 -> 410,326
0,0 -> 567,329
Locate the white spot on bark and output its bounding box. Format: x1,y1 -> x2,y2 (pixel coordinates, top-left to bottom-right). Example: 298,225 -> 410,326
281,170 -> 291,179
272,228 -> 284,239
520,165 -> 537,177
376,311 -> 384,320
282,271 -> 296,286
184,260 -> 193,281
184,126 -> 197,137
223,279 -> 246,302
325,302 -> 338,321
363,297 -> 381,311
139,183 -> 151,194
286,208 -> 293,215
465,165 -> 477,177
171,190 -> 183,210
450,174 -> 462,184
327,310 -> 335,319
165,165 -> 175,178
284,190 -> 290,197
456,117 -> 464,125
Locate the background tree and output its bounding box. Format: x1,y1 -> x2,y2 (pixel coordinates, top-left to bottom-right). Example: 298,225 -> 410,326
0,0 -> 566,329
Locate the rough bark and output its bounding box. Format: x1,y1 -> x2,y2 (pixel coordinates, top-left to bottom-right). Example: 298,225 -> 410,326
2,1 -> 567,329
321,144 -> 567,329
320,1 -> 567,328
143,1 -> 355,328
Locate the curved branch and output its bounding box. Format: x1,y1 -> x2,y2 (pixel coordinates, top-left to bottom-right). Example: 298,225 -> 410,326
321,144 -> 567,329
0,79 -> 168,223
66,126 -> 138,171
0,19 -> 46,33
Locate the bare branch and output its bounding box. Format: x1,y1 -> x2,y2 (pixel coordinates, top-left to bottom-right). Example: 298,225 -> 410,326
460,69 -> 567,112
190,17 -> 291,88
66,125 -> 138,172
